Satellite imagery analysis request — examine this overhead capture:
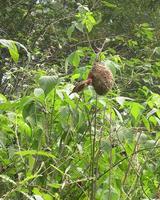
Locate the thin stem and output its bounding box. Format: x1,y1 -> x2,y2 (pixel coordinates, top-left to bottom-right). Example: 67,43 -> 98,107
90,94 -> 98,200
96,38 -> 109,60
49,89 -> 56,137
122,131 -> 142,186
15,114 -> 25,165
108,109 -> 112,200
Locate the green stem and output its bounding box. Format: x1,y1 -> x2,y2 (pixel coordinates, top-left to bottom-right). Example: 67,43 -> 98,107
90,94 -> 98,200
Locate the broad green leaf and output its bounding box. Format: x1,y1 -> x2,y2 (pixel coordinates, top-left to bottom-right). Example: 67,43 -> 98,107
32,188 -> 42,196
8,41 -> 19,63
149,116 -> 157,126
84,13 -> 96,32
67,51 -> 80,67
39,76 -> 58,95
0,39 -> 19,62
34,88 -> 45,98
17,119 -> 32,137
130,102 -> 144,120
71,73 -> 80,81
0,101 -> 18,111
0,39 -> 30,62
75,22 -> 84,32
104,60 -> 120,76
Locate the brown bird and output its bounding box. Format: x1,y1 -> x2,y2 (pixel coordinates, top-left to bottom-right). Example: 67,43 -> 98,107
70,62 -> 114,95
69,79 -> 92,95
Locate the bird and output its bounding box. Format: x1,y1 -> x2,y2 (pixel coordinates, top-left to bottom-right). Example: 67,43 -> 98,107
69,79 -> 92,95
70,62 -> 114,95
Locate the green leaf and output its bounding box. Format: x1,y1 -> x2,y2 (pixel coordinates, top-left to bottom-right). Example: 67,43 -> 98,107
9,42 -> 19,63
32,188 -> 42,196
114,107 -> 123,122
39,76 -> 58,95
0,39 -> 19,62
86,16 -> 96,32
83,12 -> 96,32
67,24 -> 75,39
48,183 -> 62,189
15,150 -> 55,159
104,60 -> 120,76
154,47 -> 160,55
116,96 -> 133,106
67,51 -> 80,67
75,22 -> 84,32
71,73 -> 80,81
102,1 -> 117,8
34,88 -> 45,98
33,188 -> 53,200
130,102 -> 144,120
17,119 -> 32,137
0,39 -> 30,62
142,115 -> 150,131
43,194 -> 53,200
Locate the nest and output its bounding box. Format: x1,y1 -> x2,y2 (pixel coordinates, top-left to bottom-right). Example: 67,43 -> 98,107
70,62 -> 114,96
90,62 -> 114,95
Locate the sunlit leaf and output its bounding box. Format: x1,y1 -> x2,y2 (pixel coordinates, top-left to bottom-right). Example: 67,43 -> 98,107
130,102 -> 144,119
0,39 -> 30,62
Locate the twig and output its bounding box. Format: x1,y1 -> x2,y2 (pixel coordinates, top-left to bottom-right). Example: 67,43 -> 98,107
90,94 -> 98,200
96,38 -> 109,61
108,110 -> 113,200
15,114 -> 25,165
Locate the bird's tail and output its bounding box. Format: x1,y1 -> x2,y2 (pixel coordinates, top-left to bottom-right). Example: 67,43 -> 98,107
69,78 -> 92,95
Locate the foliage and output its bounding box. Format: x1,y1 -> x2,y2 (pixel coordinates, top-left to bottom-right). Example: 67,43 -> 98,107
0,1 -> 160,200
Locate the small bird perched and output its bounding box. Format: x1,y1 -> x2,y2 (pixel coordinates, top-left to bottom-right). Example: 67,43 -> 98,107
70,62 -> 114,95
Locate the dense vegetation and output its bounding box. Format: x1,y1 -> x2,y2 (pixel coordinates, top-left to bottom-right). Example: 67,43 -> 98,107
0,0 -> 160,199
